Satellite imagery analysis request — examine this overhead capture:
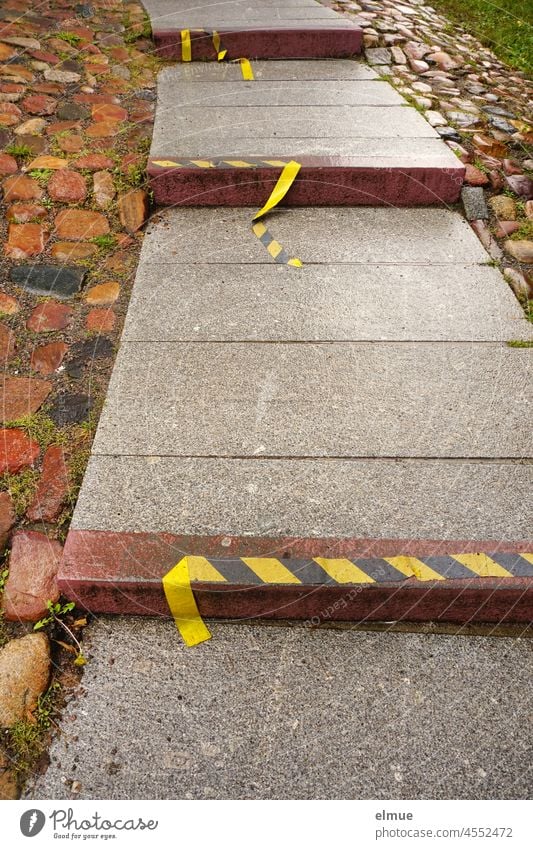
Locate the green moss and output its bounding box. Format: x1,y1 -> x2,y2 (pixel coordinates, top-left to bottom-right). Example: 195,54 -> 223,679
6,682 -> 61,779
123,12 -> 152,43
27,168 -> 53,186
55,445 -> 91,541
56,31 -> 82,47
0,469 -> 39,517
510,221 -> 533,240
507,340 -> 533,347
5,413 -> 63,450
5,143 -> 32,160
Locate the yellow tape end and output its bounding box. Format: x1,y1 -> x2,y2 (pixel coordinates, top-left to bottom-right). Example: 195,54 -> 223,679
288,257 -> 303,268
162,557 -> 211,647
181,29 -> 192,62
239,58 -> 254,80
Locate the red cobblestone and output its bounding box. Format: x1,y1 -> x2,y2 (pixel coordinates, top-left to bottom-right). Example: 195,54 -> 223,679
27,302 -> 73,332
55,208 -> 109,240
27,445 -> 69,522
5,223 -> 47,258
86,308 -> 116,332
21,94 -> 57,115
2,530 -> 62,622
30,341 -> 68,375
47,169 -> 87,203
0,429 -> 40,474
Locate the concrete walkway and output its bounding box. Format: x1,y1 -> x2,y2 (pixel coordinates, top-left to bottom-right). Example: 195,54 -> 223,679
57,2 -> 531,624
33,0 -> 532,801
27,618 -> 533,799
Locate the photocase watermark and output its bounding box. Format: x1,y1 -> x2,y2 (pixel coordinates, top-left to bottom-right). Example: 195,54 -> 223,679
19,808 -> 159,840
304,585 -> 364,627
20,810 -> 46,837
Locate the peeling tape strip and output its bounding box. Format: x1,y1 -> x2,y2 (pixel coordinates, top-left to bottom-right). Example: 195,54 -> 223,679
252,160 -> 302,267
179,28 -> 252,79
162,557 -> 211,646
238,57 -> 254,80
212,29 -> 227,61
181,29 -> 191,62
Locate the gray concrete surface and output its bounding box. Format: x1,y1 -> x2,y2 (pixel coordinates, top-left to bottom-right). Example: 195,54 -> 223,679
153,136 -> 461,160
93,342 -> 531,458
153,8 -> 343,23
142,207 -> 488,264
165,58 -> 378,81
26,618 -> 533,800
123,264 -> 533,342
155,106 -> 438,147
72,457 -> 531,540
163,79 -> 404,107
143,0 -> 354,27
73,201 -> 532,545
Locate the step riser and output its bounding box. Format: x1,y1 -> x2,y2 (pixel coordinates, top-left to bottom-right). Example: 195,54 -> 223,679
60,578 -> 533,625
154,27 -> 363,60
149,163 -> 465,206
61,530 -> 533,625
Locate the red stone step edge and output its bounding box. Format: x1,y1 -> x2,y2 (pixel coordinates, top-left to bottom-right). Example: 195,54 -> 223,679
153,26 -> 363,61
61,530 -> 533,624
148,159 -> 465,206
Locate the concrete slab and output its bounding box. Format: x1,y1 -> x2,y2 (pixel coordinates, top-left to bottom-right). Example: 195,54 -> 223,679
71,456 -> 531,541
157,9 -> 344,23
162,79 -> 405,107
92,342 -> 531,459
123,264 -> 533,343
140,207 -> 489,264
26,618 -> 533,800
150,136 -> 463,160
156,105 -> 438,140
63,197 -> 532,625
164,58 -> 378,81
149,63 -> 464,205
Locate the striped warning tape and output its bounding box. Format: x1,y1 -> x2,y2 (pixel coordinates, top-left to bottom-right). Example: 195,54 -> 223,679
163,552 -> 533,644
180,28 -> 254,79
181,552 -> 533,585
252,159 -> 302,267
151,158 -> 294,169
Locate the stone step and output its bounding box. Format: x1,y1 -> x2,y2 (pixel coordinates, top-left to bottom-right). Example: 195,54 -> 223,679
148,63 -> 464,206
61,206 -> 533,624
143,0 -> 363,60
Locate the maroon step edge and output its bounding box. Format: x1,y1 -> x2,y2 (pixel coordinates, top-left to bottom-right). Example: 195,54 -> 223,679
153,26 -> 363,61
148,159 -> 466,206
60,530 -> 533,624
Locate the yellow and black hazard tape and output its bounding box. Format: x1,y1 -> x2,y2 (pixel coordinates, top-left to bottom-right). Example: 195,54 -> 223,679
252,159 -> 302,267
163,552 -> 533,645
151,158 -> 296,169
175,552 -> 533,586
180,28 -> 254,79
